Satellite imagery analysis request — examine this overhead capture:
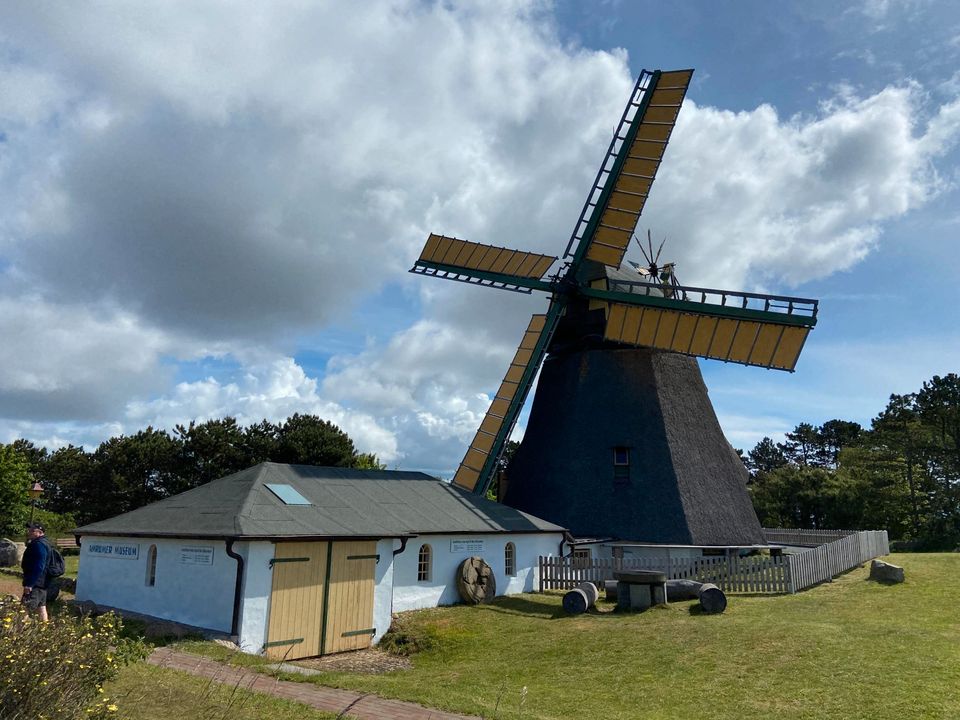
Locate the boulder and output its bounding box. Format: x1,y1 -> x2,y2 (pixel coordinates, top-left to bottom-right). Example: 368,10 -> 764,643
71,600 -> 99,616
0,539 -> 19,568
869,559 -> 905,584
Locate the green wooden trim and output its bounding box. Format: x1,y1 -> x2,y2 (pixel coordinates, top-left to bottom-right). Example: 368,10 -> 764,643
268,557 -> 309,567
413,260 -> 555,293
580,286 -> 818,328
263,638 -> 303,648
570,70 -> 661,270
341,628 -> 376,638
474,298 -> 566,496
319,542 -> 333,656
347,554 -> 380,561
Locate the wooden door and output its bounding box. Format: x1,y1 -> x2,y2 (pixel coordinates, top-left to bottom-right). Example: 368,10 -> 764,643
265,541 -> 328,660
323,540 -> 378,654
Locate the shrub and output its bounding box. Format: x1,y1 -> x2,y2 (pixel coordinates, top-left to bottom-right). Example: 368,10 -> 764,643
0,597 -> 148,719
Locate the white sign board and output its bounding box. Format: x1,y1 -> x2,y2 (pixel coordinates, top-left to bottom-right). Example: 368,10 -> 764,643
87,542 -> 140,560
450,539 -> 485,554
178,546 -> 214,566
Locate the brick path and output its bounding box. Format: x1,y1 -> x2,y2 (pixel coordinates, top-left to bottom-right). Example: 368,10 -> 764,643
148,647 -> 481,720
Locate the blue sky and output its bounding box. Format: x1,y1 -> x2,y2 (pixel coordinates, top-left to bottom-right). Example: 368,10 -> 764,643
1,1 -> 958,474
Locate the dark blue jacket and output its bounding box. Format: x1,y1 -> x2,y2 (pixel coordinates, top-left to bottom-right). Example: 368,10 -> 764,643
22,537 -> 49,588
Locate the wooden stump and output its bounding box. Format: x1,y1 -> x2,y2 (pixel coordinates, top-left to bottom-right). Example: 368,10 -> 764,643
563,588 -> 589,615
456,556 -> 497,604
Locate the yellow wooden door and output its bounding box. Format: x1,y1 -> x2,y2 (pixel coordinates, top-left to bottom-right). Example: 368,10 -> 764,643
265,541 -> 328,660
323,540 -> 378,654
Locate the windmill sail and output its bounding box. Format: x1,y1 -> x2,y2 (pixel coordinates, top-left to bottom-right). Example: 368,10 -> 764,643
604,303 -> 811,371
412,234 -> 556,294
452,311 -> 559,493
565,69 -> 693,270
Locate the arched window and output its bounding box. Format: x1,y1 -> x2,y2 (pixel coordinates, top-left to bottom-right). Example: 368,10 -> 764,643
504,542 -> 516,576
417,544 -> 432,582
145,545 -> 157,587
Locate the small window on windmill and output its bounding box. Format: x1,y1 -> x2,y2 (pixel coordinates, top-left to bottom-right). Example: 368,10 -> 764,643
613,447 -> 630,483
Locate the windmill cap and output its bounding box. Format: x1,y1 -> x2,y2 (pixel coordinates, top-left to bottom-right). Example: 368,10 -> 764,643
26,522 -> 45,532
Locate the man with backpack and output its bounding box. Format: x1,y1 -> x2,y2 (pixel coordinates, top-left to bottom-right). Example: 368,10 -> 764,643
21,522 -> 60,621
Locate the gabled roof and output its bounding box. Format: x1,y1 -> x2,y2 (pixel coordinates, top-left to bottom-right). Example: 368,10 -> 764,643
75,463 -> 565,539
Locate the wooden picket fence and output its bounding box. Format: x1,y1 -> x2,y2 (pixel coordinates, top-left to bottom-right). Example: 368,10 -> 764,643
785,530 -> 889,593
538,529 -> 890,595
762,528 -> 853,546
538,554 -> 791,594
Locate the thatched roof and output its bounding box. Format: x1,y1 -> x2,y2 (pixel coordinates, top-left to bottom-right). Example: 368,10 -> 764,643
504,347 -> 764,546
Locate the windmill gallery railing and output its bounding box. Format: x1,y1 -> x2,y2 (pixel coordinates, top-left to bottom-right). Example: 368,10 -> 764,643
538,530 -> 890,595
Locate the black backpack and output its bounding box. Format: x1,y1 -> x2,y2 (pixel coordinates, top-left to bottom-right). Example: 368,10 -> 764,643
41,538 -> 65,579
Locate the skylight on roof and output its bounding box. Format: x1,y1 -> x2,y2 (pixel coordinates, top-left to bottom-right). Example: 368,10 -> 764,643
265,483 -> 312,506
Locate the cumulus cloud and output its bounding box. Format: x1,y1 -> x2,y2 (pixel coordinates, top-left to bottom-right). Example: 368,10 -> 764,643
1,2 -> 958,476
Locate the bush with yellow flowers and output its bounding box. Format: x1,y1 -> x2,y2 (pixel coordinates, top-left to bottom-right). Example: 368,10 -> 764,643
0,596 -> 148,720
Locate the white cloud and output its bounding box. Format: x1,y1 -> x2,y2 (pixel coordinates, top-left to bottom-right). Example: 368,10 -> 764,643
640,85 -> 960,289
0,2 -> 958,479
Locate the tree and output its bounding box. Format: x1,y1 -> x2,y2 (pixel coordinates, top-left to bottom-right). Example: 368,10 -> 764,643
817,419 -> 863,468
242,419 -> 281,465
745,437 -> 788,477
89,428 -> 180,522
778,422 -> 819,466
39,445 -> 96,517
0,444 -> 32,538
174,417 -> 249,492
276,414 -> 357,467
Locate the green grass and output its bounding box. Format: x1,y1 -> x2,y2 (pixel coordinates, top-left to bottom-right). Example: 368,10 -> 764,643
65,554 -> 79,579
181,553 -> 960,720
104,663 -> 339,720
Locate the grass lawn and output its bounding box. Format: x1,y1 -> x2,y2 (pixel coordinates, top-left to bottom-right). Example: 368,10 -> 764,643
104,663 -> 339,720
181,553 -> 959,720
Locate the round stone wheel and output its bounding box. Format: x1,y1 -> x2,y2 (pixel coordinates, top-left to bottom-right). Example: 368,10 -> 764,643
698,583 -> 727,614
563,588 -> 589,615
456,556 -> 497,604
577,581 -> 599,607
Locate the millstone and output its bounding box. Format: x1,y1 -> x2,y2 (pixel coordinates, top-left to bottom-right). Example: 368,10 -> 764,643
563,588 -> 589,615
456,556 -> 497,604
577,581 -> 599,607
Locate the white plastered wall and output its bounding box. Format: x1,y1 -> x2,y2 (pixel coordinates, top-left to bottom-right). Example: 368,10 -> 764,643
76,536 -> 237,633
392,532 -> 563,612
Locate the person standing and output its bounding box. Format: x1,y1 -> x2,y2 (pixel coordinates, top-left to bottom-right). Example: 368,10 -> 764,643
22,522 -> 50,621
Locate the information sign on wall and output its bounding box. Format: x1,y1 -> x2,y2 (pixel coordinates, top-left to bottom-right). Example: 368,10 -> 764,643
87,542 -> 140,560
178,546 -> 215,565
450,539 -> 485,553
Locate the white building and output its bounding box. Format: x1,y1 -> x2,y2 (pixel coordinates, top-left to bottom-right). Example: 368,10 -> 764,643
74,463 -> 565,659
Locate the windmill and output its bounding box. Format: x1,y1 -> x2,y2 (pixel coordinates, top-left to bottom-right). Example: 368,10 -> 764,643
410,69 -> 818,546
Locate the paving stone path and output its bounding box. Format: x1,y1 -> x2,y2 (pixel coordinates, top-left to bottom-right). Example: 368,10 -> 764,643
148,647 -> 481,720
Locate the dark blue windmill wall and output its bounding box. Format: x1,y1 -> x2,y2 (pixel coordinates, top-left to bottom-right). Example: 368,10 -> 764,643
503,347 -> 765,546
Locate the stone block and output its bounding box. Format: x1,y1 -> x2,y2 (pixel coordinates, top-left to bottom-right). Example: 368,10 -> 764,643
869,559 -> 904,584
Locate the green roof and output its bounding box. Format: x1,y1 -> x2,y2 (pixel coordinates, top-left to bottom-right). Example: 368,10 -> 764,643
75,463 -> 565,539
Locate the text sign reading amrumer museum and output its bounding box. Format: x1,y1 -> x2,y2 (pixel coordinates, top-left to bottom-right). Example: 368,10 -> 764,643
450,539 -> 485,553
87,542 -> 140,560
178,546 -> 214,566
